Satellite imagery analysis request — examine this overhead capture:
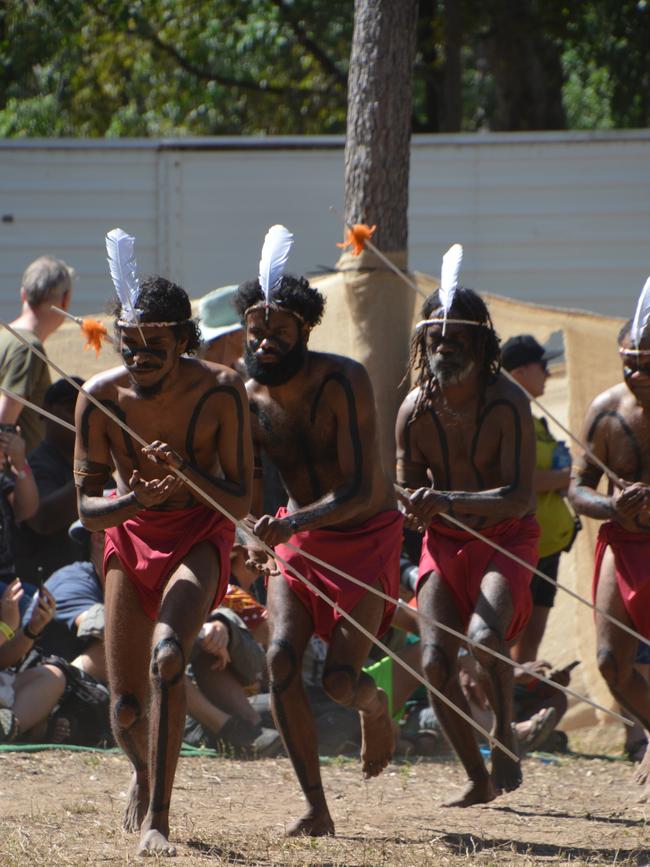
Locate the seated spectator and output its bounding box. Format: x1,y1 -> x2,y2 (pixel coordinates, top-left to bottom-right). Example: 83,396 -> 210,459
14,378 -> 85,583
0,579 -> 65,742
0,425 -> 39,613
28,518 -> 106,681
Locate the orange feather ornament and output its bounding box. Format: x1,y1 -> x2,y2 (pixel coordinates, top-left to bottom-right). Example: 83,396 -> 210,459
337,223 -> 376,256
80,318 -> 109,356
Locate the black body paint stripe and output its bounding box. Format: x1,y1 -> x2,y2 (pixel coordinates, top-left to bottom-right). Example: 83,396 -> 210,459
587,410 -> 643,481
268,638 -> 322,796
184,385 -> 247,496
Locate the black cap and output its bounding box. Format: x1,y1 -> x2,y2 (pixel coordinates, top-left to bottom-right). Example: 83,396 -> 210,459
501,335 -> 562,371
43,376 -> 84,407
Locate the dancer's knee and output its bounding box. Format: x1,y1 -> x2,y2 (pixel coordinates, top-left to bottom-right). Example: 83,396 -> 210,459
421,642 -> 454,691
267,638 -> 299,694
597,646 -> 620,688
468,624 -> 501,670
322,664 -> 358,707
113,693 -> 141,731
151,635 -> 185,686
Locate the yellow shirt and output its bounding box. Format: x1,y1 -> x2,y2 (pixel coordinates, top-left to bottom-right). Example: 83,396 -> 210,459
534,416 -> 576,558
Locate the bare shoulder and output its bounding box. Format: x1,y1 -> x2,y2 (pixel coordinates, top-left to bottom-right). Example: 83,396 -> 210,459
492,372 -> 531,411
83,365 -> 127,398
587,382 -> 627,416
183,357 -> 245,392
309,351 -> 370,386
397,387 -> 421,422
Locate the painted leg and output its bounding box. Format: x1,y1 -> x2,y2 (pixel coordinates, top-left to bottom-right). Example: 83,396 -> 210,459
418,573 -> 494,807
266,573 -> 333,837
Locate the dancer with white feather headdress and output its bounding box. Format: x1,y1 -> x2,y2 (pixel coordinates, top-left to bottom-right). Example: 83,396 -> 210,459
235,225 -> 403,837
569,276 -> 650,803
73,231 -> 253,855
395,250 -> 539,806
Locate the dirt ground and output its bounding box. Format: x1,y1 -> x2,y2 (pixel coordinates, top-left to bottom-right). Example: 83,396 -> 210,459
1,731 -> 649,867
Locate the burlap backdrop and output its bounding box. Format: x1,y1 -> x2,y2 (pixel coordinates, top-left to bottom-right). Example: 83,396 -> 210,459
47,275 -> 624,729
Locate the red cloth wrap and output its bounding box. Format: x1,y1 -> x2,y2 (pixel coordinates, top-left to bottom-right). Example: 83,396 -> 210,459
104,504 -> 234,621
594,521 -> 650,640
274,508 -> 404,642
417,515 -> 540,640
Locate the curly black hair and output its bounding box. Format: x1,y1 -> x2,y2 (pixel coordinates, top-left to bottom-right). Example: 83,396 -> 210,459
409,286 -> 501,416
110,275 -> 201,353
234,273 -> 325,328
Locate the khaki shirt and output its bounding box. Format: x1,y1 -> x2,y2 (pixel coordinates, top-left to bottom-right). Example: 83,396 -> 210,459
0,328 -> 51,454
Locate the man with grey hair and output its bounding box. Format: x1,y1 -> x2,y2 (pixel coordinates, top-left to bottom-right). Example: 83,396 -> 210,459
0,256 -> 74,453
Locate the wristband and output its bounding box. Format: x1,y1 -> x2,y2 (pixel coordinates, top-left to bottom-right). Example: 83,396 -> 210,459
23,624 -> 41,641
0,620 -> 15,640
15,461 -> 30,480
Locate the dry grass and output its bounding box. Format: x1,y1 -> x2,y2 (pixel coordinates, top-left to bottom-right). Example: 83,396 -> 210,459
0,741 -> 649,866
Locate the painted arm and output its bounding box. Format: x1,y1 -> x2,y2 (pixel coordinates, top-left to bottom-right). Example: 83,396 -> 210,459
254,364 -> 376,544
569,401 -> 648,522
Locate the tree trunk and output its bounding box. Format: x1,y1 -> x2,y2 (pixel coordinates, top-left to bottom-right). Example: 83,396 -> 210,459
344,0 -> 419,252
484,0 -> 566,131
339,0 -> 419,475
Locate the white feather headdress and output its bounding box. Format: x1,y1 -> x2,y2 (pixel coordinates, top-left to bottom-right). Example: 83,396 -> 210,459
105,228 -> 141,324
258,224 -> 294,307
439,243 -> 463,335
631,276 -> 650,349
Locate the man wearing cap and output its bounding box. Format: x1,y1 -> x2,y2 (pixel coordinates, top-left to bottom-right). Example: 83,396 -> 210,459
396,287 -> 538,807
502,335 -> 578,663
570,319 -> 650,802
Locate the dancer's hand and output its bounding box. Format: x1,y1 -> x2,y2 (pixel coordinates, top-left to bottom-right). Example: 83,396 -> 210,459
253,514 -> 293,547
142,441 -> 186,471
399,487 -> 450,530
128,469 -> 183,507
611,482 -> 650,520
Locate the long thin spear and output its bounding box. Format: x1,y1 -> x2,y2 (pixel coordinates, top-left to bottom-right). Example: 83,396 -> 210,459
0,320 -> 518,761
0,358 -> 631,728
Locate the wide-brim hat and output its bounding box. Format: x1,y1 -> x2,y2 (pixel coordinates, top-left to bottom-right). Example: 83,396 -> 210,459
198,285 -> 242,343
501,334 -> 563,371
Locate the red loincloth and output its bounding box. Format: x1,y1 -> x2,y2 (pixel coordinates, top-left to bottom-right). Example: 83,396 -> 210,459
274,508 -> 404,642
593,521 -> 650,640
104,504 -> 234,620
417,515 -> 540,640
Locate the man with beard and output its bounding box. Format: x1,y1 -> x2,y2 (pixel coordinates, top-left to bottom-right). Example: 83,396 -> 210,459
570,320 -> 650,802
395,287 -> 538,807
74,276 -> 252,855
233,273 -> 403,837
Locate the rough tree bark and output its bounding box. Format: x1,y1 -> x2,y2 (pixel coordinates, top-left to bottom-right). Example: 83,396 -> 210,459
337,0 -> 419,474
344,0 -> 419,252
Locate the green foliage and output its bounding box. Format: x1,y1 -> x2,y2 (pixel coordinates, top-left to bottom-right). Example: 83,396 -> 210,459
0,0 -> 647,136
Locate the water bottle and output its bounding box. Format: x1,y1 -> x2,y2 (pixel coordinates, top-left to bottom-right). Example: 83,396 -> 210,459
551,440 -> 572,470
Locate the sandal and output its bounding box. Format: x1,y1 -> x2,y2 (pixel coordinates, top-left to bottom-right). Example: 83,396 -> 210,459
515,706 -> 558,753
0,708 -> 19,743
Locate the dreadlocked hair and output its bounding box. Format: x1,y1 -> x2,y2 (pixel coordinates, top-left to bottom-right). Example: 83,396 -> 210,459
110,275 -> 201,353
409,286 -> 501,417
234,273 -> 325,328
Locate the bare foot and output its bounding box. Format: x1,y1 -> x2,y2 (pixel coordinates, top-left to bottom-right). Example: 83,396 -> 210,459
443,777 -> 497,807
123,772 -> 149,833
138,828 -> 176,856
634,750 -> 650,785
360,689 -> 394,779
490,731 -> 523,794
286,809 -> 335,837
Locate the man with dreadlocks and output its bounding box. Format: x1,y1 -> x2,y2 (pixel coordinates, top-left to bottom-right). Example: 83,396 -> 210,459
74,275 -> 253,855
234,267 -> 403,837
396,286 -> 538,807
